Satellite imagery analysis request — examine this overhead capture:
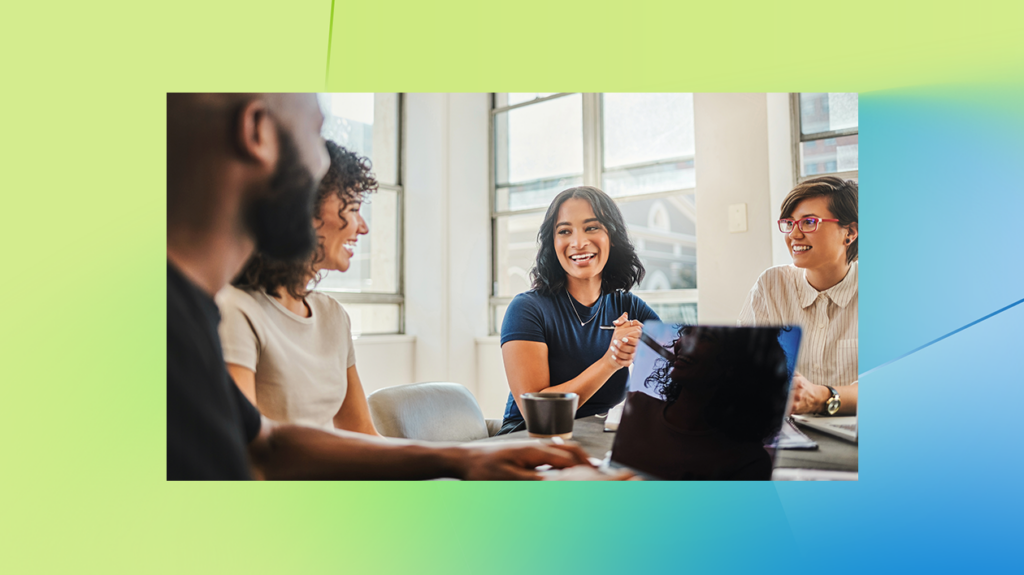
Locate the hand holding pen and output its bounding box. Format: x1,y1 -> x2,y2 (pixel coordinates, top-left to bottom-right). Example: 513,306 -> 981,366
603,312 -> 643,369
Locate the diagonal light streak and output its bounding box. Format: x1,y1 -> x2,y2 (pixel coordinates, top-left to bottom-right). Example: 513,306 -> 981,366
324,0 -> 337,88
860,295 -> 1024,379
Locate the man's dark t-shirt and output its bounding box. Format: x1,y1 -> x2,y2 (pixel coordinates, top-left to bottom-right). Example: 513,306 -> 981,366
167,261 -> 261,480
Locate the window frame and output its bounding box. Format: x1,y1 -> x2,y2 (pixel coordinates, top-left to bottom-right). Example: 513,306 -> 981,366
316,93 -> 406,335
489,92 -> 699,334
790,92 -> 859,184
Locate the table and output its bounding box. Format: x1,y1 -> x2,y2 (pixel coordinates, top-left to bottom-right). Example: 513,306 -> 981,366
475,415 -> 857,475
774,425 -> 858,472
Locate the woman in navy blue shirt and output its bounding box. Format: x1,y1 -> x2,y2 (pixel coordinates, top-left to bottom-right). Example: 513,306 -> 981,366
498,186 -> 659,435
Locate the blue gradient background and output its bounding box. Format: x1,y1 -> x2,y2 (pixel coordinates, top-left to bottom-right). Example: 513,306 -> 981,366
3,1 -> 1024,572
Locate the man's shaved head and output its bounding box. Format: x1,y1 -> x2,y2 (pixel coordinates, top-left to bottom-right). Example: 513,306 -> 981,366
167,93 -> 329,262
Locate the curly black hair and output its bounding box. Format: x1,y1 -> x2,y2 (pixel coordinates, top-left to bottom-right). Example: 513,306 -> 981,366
644,325 -> 791,443
529,186 -> 645,295
233,140 -> 378,299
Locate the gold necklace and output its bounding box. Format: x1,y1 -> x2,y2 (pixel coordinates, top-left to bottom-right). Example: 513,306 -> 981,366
566,289 -> 603,327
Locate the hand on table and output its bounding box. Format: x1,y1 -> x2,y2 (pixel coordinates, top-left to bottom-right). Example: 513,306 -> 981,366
540,465 -> 638,481
605,313 -> 643,369
457,443 -> 592,481
789,372 -> 831,415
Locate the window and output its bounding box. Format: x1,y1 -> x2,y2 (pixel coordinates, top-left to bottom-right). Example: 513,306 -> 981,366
490,93 -> 698,333
493,93 -> 583,212
316,93 -> 403,335
793,93 -> 858,181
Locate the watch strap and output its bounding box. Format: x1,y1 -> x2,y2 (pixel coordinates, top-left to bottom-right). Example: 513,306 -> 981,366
824,386 -> 840,416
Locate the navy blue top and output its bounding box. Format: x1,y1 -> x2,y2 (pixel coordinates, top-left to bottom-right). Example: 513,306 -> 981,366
500,289 -> 660,425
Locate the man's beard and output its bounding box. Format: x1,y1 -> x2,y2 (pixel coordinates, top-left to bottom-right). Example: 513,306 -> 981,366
243,125 -> 318,261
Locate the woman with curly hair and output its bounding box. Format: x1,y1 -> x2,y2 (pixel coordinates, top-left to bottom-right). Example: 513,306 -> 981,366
215,141 -> 381,435
497,186 -> 659,435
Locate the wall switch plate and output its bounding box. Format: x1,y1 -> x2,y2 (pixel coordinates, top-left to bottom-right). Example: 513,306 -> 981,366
728,203 -> 747,233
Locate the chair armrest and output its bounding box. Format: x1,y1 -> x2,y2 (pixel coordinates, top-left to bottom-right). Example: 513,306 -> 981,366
485,418 -> 503,437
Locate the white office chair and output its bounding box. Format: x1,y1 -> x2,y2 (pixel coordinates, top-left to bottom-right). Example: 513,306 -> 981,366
367,382 -> 502,442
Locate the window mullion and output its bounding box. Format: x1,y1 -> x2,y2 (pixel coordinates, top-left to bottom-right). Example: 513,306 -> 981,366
582,93 -> 602,187
790,92 -> 802,185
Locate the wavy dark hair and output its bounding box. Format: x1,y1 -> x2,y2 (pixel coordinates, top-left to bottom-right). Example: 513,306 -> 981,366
529,186 -> 645,295
644,326 -> 791,443
233,140 -> 378,298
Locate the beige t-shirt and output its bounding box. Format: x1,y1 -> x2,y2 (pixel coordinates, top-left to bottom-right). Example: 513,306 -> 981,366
216,286 -> 356,429
738,262 -> 858,388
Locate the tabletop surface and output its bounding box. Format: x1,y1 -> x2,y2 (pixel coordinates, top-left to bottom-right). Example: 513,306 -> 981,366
476,415 -> 858,473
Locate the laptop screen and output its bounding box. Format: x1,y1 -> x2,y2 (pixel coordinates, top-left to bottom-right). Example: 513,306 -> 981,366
609,323 -> 802,480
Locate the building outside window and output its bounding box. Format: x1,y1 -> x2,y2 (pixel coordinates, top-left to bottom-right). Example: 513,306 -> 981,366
793,93 -> 858,181
316,93 -> 404,335
490,93 -> 698,333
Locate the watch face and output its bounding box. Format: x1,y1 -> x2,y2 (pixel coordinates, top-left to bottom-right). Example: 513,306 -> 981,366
827,398 -> 840,415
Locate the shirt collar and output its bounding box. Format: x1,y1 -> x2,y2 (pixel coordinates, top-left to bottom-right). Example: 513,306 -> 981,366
799,261 -> 858,309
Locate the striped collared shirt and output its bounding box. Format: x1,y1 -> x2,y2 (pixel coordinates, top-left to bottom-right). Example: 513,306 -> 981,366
738,262 -> 858,388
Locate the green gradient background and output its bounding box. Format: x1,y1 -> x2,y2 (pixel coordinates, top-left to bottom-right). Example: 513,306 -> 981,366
3,1 -> 1023,572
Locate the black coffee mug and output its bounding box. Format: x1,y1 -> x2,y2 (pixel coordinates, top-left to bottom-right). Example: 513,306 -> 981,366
520,392 -> 579,439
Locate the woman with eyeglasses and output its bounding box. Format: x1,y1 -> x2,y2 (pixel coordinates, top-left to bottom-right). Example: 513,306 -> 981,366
739,176 -> 859,416
496,186 -> 659,435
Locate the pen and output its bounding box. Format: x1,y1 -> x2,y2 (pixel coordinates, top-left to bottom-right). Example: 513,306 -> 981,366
638,331 -> 675,361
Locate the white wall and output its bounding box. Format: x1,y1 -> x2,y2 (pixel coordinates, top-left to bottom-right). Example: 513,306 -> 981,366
446,94 -> 493,390
403,93 -> 449,384
353,335 -> 415,395
475,335 -> 509,419
766,93 -> 796,268
692,93 -> 775,323
399,93 -> 493,401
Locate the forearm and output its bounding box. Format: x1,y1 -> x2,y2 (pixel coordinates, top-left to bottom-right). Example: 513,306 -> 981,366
541,360 -> 620,407
836,382 -> 857,415
333,395 -> 382,436
792,374 -> 859,416
333,366 -> 381,436
504,330 -> 634,414
252,424 -> 466,480
806,382 -> 858,415
225,363 -> 258,406
334,416 -> 380,436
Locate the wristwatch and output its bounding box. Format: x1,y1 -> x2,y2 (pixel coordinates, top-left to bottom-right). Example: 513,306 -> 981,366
823,386 -> 841,416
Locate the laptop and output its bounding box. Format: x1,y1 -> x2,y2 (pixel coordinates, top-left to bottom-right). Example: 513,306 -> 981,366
791,414 -> 858,443
606,322 -> 802,480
